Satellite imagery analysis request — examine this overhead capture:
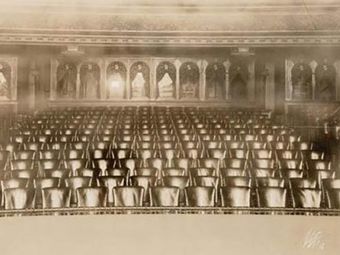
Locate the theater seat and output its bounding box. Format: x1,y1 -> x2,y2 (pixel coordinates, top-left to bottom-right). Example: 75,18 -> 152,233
220,186 -> 251,207
76,187 -> 108,207
4,188 -> 35,210
42,188 -> 71,209
149,187 -> 180,207
257,187 -> 287,208
185,186 -> 215,207
113,186 -> 144,207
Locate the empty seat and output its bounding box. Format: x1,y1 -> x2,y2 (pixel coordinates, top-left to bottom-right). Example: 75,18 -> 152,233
149,187 -> 180,207
257,187 -> 287,208
63,149 -> 85,159
97,176 -> 125,205
162,176 -> 190,205
307,160 -> 332,171
113,186 -> 144,207
10,159 -> 34,170
220,186 -> 251,207
185,186 -> 215,207
39,150 -> 61,160
130,175 -> 157,203
222,176 -> 252,187
64,177 -> 92,205
173,158 -> 192,172
106,168 -> 129,178
161,168 -> 186,177
134,168 -> 159,177
64,159 -> 88,176
38,159 -> 61,171
292,188 -> 322,208
42,188 -> 71,209
256,178 -> 286,188
4,188 -> 35,210
251,149 -> 273,159
11,169 -> 37,179
13,150 -> 36,160
290,178 -> 318,189
43,169 -> 71,179
34,177 -> 60,207
92,159 -> 115,175
76,187 -> 108,207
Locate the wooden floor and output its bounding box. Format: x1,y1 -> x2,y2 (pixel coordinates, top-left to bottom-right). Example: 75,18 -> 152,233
0,214 -> 339,255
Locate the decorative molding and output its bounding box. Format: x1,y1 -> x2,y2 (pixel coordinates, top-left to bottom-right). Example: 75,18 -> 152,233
1,33 -> 340,47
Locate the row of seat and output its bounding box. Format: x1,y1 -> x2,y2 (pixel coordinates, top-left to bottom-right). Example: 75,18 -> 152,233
0,106 -> 335,213
2,176 -> 340,209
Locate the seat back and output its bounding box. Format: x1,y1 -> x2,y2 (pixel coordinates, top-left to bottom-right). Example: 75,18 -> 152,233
257,187 -> 287,207
220,186 -> 251,207
149,187 -> 180,207
220,168 -> 247,177
4,188 -> 35,210
130,176 -> 157,203
42,188 -> 71,209
325,188 -> 340,209
256,178 -> 285,188
162,168 -> 186,177
43,169 -> 71,179
76,187 -> 108,207
185,186 -> 215,207
97,176 -> 125,204
222,176 -> 252,187
64,177 -> 92,204
292,188 -> 321,208
11,159 -> 34,170
113,186 -> 144,207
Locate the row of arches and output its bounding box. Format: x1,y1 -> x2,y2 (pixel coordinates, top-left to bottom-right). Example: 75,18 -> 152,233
56,60 -> 249,101
291,61 -> 336,101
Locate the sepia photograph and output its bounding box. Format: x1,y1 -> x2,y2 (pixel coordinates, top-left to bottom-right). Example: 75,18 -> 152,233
0,0 -> 339,254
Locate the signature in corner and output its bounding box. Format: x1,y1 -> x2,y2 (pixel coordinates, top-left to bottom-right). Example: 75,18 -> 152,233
302,229 -> 326,250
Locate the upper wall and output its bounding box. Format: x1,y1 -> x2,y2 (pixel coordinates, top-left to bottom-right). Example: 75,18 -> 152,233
0,1 -> 339,47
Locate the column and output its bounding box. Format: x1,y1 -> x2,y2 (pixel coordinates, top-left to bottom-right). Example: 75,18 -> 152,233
200,60 -> 207,101
150,59 -> 157,100
223,59 -> 231,100
264,62 -> 275,111
310,60 -> 318,101
99,59 -> 106,100
126,59 -> 131,99
50,59 -> 58,100
174,59 -> 181,100
76,64 -> 81,99
247,57 -> 256,102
